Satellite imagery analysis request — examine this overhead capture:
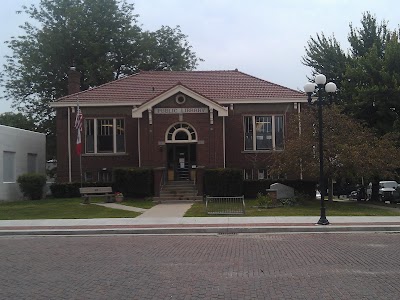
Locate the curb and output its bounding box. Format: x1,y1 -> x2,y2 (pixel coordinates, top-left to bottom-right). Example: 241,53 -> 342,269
1,225 -> 400,236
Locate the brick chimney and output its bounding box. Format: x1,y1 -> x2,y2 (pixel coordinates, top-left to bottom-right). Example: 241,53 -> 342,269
67,66 -> 81,95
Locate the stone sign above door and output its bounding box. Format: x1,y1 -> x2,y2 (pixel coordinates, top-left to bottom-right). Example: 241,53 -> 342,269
154,107 -> 208,114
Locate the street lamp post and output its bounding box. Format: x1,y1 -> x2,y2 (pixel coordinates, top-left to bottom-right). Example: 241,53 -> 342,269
304,74 -> 337,225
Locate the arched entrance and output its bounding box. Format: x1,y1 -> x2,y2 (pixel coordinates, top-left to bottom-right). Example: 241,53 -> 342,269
165,123 -> 197,181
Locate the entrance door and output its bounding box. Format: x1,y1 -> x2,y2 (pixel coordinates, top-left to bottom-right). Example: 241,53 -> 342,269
167,144 -> 196,181
175,145 -> 189,180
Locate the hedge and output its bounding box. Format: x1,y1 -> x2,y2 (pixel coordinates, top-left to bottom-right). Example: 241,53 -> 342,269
50,182 -> 113,198
204,168 -> 243,196
50,168 -> 154,199
113,168 -> 153,197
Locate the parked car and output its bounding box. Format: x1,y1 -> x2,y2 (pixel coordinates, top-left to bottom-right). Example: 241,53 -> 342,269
366,181 -> 400,202
348,190 -> 358,200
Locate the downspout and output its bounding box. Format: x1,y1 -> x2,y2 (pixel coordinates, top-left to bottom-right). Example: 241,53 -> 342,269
68,107 -> 72,182
298,102 -> 303,180
138,118 -> 141,167
223,116 -> 226,168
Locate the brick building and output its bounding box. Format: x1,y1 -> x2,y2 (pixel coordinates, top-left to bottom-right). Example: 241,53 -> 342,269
51,69 -> 305,196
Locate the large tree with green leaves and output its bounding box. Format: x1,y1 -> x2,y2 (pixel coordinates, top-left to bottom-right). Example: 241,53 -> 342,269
272,106 -> 400,201
302,32 -> 348,88
302,12 -> 400,136
1,0 -> 201,143
0,112 -> 36,131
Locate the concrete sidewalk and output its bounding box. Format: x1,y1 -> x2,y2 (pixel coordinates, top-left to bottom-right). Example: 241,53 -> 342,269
1,215 -> 400,236
1,203 -> 400,236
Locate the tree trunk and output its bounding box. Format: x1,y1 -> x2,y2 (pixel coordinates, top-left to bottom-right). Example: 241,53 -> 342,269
328,177 -> 334,202
371,180 -> 380,202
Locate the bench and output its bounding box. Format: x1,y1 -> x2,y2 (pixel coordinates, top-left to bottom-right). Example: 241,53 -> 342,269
79,187 -> 115,204
205,196 -> 245,215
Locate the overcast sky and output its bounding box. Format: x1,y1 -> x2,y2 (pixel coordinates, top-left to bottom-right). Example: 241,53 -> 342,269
0,0 -> 399,113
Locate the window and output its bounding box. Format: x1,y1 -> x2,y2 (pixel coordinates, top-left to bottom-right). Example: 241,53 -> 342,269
166,123 -> 197,143
84,172 -> 93,182
256,116 -> 272,150
98,119 -> 113,152
275,116 -> 284,150
258,169 -> 271,180
98,170 -> 112,182
86,119 -> 95,153
27,153 -> 37,173
85,118 -> 125,154
244,169 -> 253,180
3,151 -> 15,182
244,169 -> 272,180
244,115 -> 284,150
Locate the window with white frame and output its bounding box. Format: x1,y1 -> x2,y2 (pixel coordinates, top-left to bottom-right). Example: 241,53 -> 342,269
258,169 -> 272,180
84,172 -> 93,182
244,169 -> 253,180
98,170 -> 112,182
244,115 -> 284,151
85,118 -> 125,154
166,123 -> 197,143
3,151 -> 16,182
27,153 -> 37,173
258,169 -> 266,180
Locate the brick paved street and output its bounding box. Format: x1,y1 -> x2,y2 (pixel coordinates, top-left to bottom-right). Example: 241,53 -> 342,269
1,232 -> 400,299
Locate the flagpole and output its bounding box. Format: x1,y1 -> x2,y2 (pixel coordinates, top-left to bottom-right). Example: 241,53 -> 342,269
78,97 -> 83,188
80,152 -> 83,188
75,96 -> 83,188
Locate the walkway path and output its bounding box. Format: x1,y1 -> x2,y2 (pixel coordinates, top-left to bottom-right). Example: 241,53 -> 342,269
94,202 -> 193,218
94,203 -> 147,213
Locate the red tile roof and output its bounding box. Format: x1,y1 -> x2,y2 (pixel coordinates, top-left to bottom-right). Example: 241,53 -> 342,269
56,70 -> 304,104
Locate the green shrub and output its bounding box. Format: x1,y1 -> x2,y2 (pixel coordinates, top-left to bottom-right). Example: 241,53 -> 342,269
204,169 -> 243,196
256,192 -> 276,208
49,182 -> 113,198
17,173 -> 47,200
113,168 -> 153,197
279,197 -> 299,206
50,182 -> 81,198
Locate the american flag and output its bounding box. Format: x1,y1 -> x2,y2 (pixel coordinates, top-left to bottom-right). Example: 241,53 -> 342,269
74,103 -> 83,155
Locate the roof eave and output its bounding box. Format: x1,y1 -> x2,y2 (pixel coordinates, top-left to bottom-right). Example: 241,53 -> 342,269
49,102 -> 142,108
132,85 -> 229,118
217,98 -> 307,104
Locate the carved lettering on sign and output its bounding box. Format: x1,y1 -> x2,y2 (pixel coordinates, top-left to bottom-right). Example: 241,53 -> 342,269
154,108 -> 208,114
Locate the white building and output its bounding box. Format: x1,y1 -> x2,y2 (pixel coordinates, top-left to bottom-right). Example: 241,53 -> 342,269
0,125 -> 46,201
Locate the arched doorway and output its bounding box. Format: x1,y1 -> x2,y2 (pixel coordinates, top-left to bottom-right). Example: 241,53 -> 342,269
165,123 -> 197,181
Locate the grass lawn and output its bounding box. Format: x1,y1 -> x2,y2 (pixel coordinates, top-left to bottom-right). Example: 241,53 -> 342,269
184,199 -> 400,217
0,198 -> 141,220
118,198 -> 156,209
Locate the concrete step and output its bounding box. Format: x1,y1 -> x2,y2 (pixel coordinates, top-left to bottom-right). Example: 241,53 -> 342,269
164,180 -> 195,185
161,186 -> 197,191
160,193 -> 199,198
153,196 -> 203,202
160,189 -> 197,195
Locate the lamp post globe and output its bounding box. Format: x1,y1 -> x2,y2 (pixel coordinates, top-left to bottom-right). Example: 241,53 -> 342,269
315,74 -> 327,85
304,74 -> 337,225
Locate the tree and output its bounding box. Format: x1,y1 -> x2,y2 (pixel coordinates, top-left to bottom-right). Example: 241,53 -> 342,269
302,12 -> 400,136
1,0 -> 201,152
302,33 -> 348,89
0,112 -> 36,131
342,34 -> 400,135
272,106 -> 400,201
